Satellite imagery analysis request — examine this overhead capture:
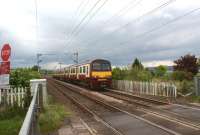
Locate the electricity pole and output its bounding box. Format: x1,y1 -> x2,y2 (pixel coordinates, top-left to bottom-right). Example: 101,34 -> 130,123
36,53 -> 56,72
37,53 -> 42,72
58,62 -> 63,72
73,51 -> 78,64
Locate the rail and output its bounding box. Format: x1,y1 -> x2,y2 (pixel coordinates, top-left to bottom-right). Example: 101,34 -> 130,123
18,79 -> 47,135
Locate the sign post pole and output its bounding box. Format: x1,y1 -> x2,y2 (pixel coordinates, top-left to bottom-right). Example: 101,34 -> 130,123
0,43 -> 11,89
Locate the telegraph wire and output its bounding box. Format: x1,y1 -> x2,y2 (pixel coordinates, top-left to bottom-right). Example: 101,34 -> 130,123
66,0 -> 104,46
76,0 -> 90,19
69,0 -> 110,42
119,8 -> 200,45
102,0 -> 142,25
83,0 -> 175,47
67,0 -> 88,41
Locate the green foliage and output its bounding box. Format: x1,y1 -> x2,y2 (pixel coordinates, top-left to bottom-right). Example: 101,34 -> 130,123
112,67 -> 128,80
0,104 -> 26,135
23,88 -> 32,109
0,104 -> 26,120
0,116 -> 24,135
154,65 -> 167,77
31,65 -> 39,71
39,97 -> 71,134
176,80 -> 194,94
10,68 -> 41,87
127,68 -> 152,81
132,58 -> 144,70
189,95 -> 200,103
174,54 -> 199,75
171,71 -> 193,81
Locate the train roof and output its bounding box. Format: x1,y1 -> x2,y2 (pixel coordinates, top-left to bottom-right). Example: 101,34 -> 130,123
64,59 -> 111,68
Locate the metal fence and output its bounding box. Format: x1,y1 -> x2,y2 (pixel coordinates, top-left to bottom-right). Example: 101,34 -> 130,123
19,79 -> 47,135
112,80 -> 177,98
0,87 -> 27,106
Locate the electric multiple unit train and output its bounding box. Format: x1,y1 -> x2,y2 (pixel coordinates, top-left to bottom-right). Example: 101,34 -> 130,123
53,59 -> 112,89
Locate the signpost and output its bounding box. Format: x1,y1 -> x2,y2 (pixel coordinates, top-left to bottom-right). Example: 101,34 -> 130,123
0,44 -> 11,88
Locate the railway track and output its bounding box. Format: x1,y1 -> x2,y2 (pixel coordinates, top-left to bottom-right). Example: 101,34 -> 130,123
102,89 -> 168,107
100,89 -> 200,130
100,89 -> 200,129
48,78 -> 200,135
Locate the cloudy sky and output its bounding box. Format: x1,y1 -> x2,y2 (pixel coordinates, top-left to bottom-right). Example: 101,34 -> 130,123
0,0 -> 200,69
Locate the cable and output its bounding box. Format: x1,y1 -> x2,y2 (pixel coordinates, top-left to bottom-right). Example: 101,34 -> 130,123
102,0 -> 142,26
69,0 -> 110,44
68,0 -> 140,46
66,0 -> 104,46
82,0 -> 175,46
119,8 -> 200,45
76,0 -> 90,19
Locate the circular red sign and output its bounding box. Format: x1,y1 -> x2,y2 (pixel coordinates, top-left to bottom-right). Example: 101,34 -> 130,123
1,44 -> 11,61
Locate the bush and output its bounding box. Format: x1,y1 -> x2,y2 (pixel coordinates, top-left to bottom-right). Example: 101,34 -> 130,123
154,65 -> 167,77
112,67 -> 128,80
175,80 -> 194,94
0,104 -> 26,120
171,71 -> 193,81
126,68 -> 152,81
10,68 -> 41,87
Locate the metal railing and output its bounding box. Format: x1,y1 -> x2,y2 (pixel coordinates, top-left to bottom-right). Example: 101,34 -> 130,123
112,80 -> 177,98
19,79 -> 47,135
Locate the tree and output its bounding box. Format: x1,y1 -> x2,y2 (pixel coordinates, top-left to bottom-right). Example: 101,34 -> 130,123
174,54 -> 199,75
32,65 -> 39,71
112,67 -> 128,80
132,58 -> 144,70
155,65 -> 167,77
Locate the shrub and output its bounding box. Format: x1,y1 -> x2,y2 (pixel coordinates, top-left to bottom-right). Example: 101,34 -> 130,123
154,65 -> 167,77
10,68 -> 41,87
178,80 -> 194,94
0,104 -> 26,120
171,71 -> 193,81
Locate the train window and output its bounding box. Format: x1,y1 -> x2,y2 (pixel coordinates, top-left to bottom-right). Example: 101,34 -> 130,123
80,67 -> 82,73
92,63 -> 101,71
86,66 -> 88,74
92,62 -> 111,71
102,63 -> 111,70
83,66 -> 86,73
73,68 -> 75,73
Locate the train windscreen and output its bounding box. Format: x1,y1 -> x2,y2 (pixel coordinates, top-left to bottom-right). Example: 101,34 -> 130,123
92,61 -> 111,71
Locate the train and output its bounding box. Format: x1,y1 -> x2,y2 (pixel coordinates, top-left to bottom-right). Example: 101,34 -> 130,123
53,59 -> 112,89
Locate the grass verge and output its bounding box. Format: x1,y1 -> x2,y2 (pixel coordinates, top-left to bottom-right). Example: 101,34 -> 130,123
38,97 -> 71,134
0,114 -> 24,135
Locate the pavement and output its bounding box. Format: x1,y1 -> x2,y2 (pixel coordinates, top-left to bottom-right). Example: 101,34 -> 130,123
58,117 -> 93,135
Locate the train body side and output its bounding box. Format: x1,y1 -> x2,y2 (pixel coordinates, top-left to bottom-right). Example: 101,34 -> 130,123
53,59 -> 112,89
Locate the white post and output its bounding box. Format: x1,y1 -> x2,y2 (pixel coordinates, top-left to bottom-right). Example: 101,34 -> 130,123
11,88 -> 14,106
0,89 -> 1,103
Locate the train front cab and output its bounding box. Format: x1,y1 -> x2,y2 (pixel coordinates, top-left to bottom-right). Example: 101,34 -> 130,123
90,59 -> 112,89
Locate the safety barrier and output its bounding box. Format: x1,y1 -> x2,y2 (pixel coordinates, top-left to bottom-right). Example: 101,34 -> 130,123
18,79 -> 47,135
112,80 -> 177,98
